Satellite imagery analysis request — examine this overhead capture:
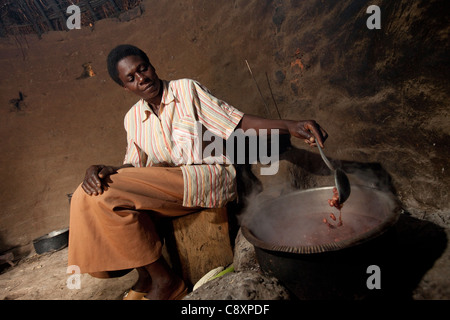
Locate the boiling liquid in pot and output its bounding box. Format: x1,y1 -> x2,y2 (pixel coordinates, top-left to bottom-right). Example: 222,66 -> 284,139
267,210 -> 383,248
245,186 -> 396,251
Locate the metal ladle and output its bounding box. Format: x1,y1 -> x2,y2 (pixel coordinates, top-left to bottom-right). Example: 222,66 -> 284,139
316,142 -> 351,204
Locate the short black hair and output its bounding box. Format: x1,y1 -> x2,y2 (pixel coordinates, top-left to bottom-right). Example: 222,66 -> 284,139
107,44 -> 150,86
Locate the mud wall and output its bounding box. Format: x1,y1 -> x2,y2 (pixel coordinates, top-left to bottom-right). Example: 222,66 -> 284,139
0,0 -> 448,254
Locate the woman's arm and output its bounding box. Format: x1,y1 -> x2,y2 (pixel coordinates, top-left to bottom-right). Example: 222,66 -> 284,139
236,114 -> 328,148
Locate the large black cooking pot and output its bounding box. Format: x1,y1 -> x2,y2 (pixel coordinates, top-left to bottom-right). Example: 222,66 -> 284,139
241,185 -> 401,300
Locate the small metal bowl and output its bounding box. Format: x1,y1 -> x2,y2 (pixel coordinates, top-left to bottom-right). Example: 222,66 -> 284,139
33,228 -> 69,255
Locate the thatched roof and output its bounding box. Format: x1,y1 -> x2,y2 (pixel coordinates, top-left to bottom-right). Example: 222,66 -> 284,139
0,0 -> 142,37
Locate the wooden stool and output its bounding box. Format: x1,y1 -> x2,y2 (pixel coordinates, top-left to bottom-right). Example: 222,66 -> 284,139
161,207 -> 234,287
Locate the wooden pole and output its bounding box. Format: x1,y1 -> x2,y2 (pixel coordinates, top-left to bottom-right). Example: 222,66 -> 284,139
0,16 -> 7,37
33,0 -> 55,31
108,0 -> 119,12
83,0 -> 99,21
47,0 -> 66,30
17,0 -> 42,36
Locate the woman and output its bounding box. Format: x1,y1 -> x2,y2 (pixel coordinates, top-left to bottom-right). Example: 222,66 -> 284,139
68,44 -> 328,300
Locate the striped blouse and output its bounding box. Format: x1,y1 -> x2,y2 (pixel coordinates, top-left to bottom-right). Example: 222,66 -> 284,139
123,79 -> 244,208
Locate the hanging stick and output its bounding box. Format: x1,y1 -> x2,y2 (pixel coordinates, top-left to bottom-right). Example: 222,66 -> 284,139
265,72 -> 282,120
245,60 -> 271,118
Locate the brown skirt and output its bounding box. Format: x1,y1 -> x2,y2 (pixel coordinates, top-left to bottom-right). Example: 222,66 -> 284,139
67,166 -> 200,274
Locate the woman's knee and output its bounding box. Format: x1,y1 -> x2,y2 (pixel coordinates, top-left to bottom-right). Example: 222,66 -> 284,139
70,184 -> 105,214
70,184 -> 85,204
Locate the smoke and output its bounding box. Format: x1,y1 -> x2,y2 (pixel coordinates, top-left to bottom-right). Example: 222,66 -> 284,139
239,181 -> 398,249
341,161 -> 396,194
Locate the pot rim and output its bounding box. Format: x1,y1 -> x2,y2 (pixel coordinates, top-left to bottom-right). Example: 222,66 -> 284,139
33,227 -> 69,243
241,185 -> 401,254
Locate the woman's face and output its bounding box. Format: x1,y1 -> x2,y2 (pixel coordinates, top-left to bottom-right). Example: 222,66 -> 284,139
117,55 -> 162,104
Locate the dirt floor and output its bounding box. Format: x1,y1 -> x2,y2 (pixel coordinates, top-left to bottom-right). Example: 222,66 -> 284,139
0,0 -> 449,301
0,247 -> 136,300
1,213 -> 449,300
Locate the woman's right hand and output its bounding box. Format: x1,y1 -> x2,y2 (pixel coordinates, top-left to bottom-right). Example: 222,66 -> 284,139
81,165 -> 118,196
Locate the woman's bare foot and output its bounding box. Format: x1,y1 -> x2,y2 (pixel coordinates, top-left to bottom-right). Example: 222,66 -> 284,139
142,256 -> 186,300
